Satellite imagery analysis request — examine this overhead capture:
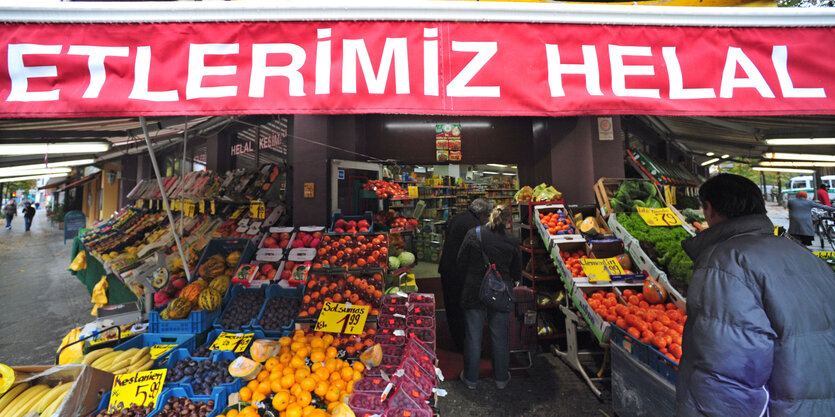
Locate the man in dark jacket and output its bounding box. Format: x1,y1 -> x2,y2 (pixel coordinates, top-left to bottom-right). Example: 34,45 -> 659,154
787,190 -> 835,245
677,174 -> 835,417
22,202 -> 35,231
438,197 -> 492,352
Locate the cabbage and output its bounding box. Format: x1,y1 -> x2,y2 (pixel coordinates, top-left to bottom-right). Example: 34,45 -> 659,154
388,256 -> 401,269
397,251 -> 416,267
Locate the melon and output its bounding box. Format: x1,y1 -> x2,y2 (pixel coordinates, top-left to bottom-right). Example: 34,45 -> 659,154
228,356 -> 262,380
643,276 -> 668,305
359,343 -> 383,368
388,256 -> 401,270
397,251 -> 415,267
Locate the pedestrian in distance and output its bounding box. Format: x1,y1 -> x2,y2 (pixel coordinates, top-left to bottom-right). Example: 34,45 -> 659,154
816,182 -> 831,207
787,190 -> 835,246
676,173 -> 835,416
456,205 -> 521,390
22,201 -> 35,232
3,200 -> 16,229
438,197 -> 492,352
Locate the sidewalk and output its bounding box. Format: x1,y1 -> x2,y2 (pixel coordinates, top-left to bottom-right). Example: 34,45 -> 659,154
0,211 -> 92,365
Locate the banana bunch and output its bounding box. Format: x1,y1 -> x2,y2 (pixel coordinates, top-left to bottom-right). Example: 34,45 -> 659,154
78,347 -> 154,375
0,380 -> 73,417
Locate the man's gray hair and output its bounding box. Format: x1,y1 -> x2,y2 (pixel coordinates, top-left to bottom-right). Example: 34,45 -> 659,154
469,198 -> 493,216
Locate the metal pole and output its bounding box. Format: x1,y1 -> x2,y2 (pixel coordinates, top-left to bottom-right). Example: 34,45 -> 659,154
140,116 -> 192,281
180,117 -> 188,238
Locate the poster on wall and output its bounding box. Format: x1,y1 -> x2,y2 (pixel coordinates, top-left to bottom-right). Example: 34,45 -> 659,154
436,124 -> 462,162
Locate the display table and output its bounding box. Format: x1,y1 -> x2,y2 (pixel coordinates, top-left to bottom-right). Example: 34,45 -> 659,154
70,237 -> 139,305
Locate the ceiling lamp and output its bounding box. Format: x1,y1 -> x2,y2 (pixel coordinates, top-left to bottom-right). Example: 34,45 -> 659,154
481,171 -> 499,175
752,167 -> 815,174
762,152 -> 835,162
0,167 -> 71,178
721,154 -> 730,159
487,164 -> 507,168
0,142 -> 110,156
759,161 -> 835,167
700,158 -> 720,166
705,152 -> 715,156
0,173 -> 69,183
764,138 -> 835,146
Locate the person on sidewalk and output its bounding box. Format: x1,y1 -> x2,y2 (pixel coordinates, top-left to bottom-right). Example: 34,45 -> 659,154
456,205 -> 521,390
3,201 -> 16,229
816,183 -> 831,207
438,197 -> 492,352
22,201 -> 35,232
676,174 -> 835,417
787,190 -> 835,245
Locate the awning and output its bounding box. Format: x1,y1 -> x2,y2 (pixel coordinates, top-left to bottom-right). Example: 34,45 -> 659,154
38,177 -> 70,190
56,173 -> 100,192
0,3 -> 833,118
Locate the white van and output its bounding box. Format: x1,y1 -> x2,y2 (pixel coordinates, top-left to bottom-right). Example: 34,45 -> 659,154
783,175 -> 835,201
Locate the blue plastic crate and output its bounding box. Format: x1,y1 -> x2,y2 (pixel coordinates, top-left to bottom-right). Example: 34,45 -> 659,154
113,333 -> 197,368
251,284 -> 305,337
149,386 -> 227,417
610,325 -> 679,385
214,285 -> 266,332
194,238 -> 257,282
329,211 -> 374,232
193,329 -> 272,356
88,390 -> 110,416
165,349 -> 242,396
149,304 -> 221,334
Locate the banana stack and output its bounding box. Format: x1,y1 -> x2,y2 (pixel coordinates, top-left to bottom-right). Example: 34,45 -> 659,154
0,380 -> 73,417
78,347 -> 154,375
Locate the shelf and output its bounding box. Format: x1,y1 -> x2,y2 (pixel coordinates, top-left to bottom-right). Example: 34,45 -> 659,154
487,188 -> 516,191
520,246 -> 546,254
521,271 -> 561,282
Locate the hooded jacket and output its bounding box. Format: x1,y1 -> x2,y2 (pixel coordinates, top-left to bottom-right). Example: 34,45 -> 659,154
676,214 -> 835,417
456,225 -> 522,311
787,197 -> 835,237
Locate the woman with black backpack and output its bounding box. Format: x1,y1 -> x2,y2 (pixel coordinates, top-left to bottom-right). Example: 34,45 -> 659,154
456,204 -> 522,390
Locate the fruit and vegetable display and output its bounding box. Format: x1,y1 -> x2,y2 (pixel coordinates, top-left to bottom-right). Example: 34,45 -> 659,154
560,251 -> 588,278
90,404 -> 155,417
616,212 -> 693,295
608,180 -> 666,212
331,218 -> 372,234
681,208 -> 708,232
515,183 -> 563,203
258,296 -> 301,331
218,290 -> 267,330
299,273 -> 384,318
0,377 -> 76,417
374,210 -> 418,231
168,356 -> 236,395
74,347 -> 154,375
127,165 -> 283,203
313,234 -> 389,269
155,396 -> 217,417
539,209 -> 576,236
363,180 -> 408,199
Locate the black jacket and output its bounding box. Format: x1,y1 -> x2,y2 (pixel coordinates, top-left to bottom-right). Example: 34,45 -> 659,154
456,225 -> 521,310
676,214 -> 835,417
438,209 -> 482,277
22,206 -> 35,218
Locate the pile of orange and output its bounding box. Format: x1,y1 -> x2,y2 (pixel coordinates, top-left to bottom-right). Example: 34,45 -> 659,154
298,274 -> 383,319
539,211 -> 575,235
217,329 -> 365,417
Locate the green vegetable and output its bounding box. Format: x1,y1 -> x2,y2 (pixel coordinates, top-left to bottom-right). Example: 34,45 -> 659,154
616,212 -> 694,288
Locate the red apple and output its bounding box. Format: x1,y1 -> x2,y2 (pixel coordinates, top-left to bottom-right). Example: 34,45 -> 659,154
279,239 -> 290,249
263,237 -> 278,248
279,232 -> 292,240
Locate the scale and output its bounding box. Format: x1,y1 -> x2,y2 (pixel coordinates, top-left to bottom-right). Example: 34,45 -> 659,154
118,252 -> 169,321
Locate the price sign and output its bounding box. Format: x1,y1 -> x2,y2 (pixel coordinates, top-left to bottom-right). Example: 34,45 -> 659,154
579,257 -> 625,282
230,206 -> 246,219
199,199 -> 206,214
108,369 -> 166,412
314,302 -> 370,335
136,199 -> 144,209
149,344 -> 177,359
408,186 -> 419,199
210,200 -> 216,215
250,200 -> 266,219
813,251 -> 835,259
636,206 -> 682,226
154,200 -> 160,210
210,332 -> 255,353
183,200 -> 196,217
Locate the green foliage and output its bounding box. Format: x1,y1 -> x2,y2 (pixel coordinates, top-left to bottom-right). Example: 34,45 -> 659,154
3,179 -> 37,198
616,212 -> 693,284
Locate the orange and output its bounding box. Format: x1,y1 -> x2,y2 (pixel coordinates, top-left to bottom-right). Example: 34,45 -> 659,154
256,370 -> 270,382
238,387 -> 253,402
311,362 -> 324,372
329,371 -> 343,383
257,380 -> 272,395
325,386 -> 341,402
322,334 -> 334,346
311,409 -> 328,417
251,391 -> 267,403
269,369 -> 283,381
325,359 -> 339,373
327,401 -> 339,413
290,341 -> 305,352
272,391 -> 290,411
352,361 -> 365,373
297,390 -> 312,407
291,383 -> 303,398
264,357 -> 280,371
340,367 -> 354,381
347,379 -> 355,394
330,379 -> 346,391
295,367 -> 311,382
295,347 -> 310,359
326,346 -> 338,359
290,356 -> 306,369
279,352 -> 292,365
246,379 -> 260,392
352,370 -> 362,382
283,366 -> 296,376
314,367 -> 330,382
310,350 -> 326,363
270,378 -> 284,393
302,405 -> 316,417
286,404 -> 303,417
279,336 -> 292,346
226,411 -> 239,417
314,381 -> 329,397
310,337 -> 324,349
300,377 -> 317,392
280,373 -> 296,389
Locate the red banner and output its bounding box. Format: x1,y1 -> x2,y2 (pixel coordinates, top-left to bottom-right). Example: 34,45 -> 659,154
0,21 -> 833,117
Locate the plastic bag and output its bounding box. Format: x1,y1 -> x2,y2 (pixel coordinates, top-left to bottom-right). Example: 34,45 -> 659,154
57,327 -> 83,365
69,251 -> 86,272
90,275 -> 108,316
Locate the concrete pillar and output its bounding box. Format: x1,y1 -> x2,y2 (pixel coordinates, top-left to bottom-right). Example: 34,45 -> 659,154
591,116 -> 625,180
291,115 -> 330,225
119,155 -> 138,207
206,131 -> 232,173
549,117 -> 595,204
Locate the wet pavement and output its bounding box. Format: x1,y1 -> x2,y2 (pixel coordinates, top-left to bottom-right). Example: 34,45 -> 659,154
0,211 -> 92,365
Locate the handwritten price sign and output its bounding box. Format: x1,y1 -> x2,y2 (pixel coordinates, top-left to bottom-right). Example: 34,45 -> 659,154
108,369 -> 166,412
210,332 -> 255,353
314,302 -> 370,335
813,251 -> 835,259
149,344 -> 177,360
579,257 -> 625,282
636,207 -> 683,227
250,200 -> 266,220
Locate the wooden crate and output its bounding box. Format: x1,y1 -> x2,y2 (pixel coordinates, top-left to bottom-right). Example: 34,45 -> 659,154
594,178 -> 657,219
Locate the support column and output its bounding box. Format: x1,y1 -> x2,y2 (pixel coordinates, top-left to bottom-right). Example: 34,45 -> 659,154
550,117 -> 596,204
291,115 -> 330,225
206,131 -> 232,173
119,155 -> 138,208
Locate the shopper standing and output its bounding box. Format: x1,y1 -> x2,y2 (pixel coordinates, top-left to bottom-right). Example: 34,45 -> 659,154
816,183 -> 831,206
456,205 -> 521,390
438,197 -> 492,352
677,174 -> 835,417
3,200 -> 16,229
787,190 -> 835,246
22,202 -> 35,232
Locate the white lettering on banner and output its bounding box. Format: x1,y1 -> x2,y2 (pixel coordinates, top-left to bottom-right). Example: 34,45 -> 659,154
662,46 -> 716,99
423,28 -> 440,96
129,46 -> 179,102
260,132 -> 284,150
545,44 -> 602,97
231,141 -> 254,156
720,47 -> 775,99
447,41 -> 500,97
250,43 -> 307,97
315,28 -> 332,95
67,46 -> 130,99
609,45 -> 660,98
343,38 -> 410,94
7,44 -> 62,102
771,45 -> 826,98
187,43 -> 239,99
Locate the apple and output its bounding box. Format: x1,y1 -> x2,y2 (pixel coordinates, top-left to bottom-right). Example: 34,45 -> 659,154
263,237 -> 278,248
313,231 -> 323,239
334,227 -> 345,233
358,219 -> 370,228
302,234 -> 313,246
279,232 -> 292,240
347,220 -> 357,230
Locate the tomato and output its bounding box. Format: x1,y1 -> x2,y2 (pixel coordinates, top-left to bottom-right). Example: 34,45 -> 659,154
651,336 -> 668,349
627,327 -> 641,339
669,343 -> 683,359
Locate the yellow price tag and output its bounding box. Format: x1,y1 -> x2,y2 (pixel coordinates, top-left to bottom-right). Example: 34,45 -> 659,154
210,200 -> 216,215
149,344 -> 177,360
636,206 -> 682,226
250,200 -> 266,219
199,200 -> 206,214
314,302 -> 370,335
183,200 -> 196,217
210,332 -> 255,353
230,206 -> 246,219
579,257 -> 625,282
136,199 -> 144,209
108,369 -> 166,412
408,186 -> 419,199
813,251 -> 835,259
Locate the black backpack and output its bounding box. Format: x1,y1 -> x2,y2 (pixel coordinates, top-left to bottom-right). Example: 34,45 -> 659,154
475,226 -> 514,313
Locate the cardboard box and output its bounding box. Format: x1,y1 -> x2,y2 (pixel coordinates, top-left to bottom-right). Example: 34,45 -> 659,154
18,364 -> 113,417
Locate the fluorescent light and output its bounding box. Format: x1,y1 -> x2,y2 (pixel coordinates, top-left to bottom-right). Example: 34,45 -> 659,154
765,138 -> 835,145
0,167 -> 71,178
384,121 -> 491,129
752,167 -> 815,173
487,164 -> 507,168
759,161 -> 835,167
700,158 -> 720,166
0,142 -> 110,155
501,172 -> 516,176
0,158 -> 95,175
762,152 -> 835,162
705,152 -> 715,156
721,154 -> 730,159
0,173 -> 68,183
481,171 -> 500,175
